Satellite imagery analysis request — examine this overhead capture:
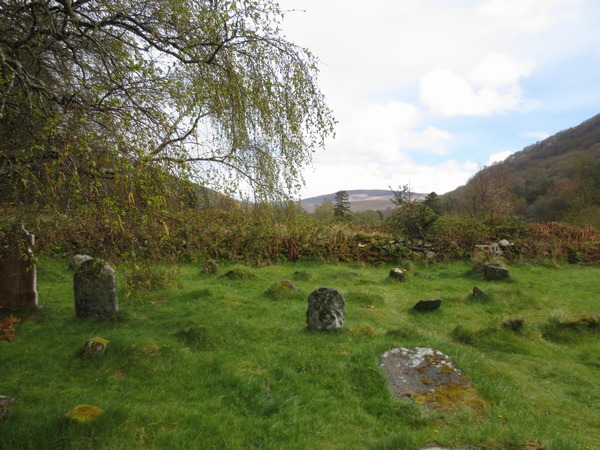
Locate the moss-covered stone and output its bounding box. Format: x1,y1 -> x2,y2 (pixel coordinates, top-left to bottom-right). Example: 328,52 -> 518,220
64,404 -> 104,423
379,347 -> 487,413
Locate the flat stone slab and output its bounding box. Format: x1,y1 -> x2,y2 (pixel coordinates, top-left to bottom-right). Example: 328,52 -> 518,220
379,347 -> 486,412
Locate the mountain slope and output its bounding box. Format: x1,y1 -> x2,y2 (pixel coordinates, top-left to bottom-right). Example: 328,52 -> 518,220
445,113 -> 600,223
301,189 -> 426,213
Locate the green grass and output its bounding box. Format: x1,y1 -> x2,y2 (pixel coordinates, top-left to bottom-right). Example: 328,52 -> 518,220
1,259 -> 599,449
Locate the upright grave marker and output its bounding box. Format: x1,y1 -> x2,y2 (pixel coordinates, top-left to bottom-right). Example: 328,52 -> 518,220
74,258 -> 118,319
0,224 -> 39,308
306,287 -> 345,331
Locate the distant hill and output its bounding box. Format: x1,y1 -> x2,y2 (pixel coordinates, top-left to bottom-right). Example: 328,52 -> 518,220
444,113 -> 600,224
301,189 -> 426,213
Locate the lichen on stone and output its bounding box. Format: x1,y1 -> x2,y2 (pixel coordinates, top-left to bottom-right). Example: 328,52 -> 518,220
64,404 -> 104,423
379,347 -> 487,413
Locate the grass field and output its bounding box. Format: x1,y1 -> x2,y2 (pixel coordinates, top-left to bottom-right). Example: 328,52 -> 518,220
1,258 -> 599,449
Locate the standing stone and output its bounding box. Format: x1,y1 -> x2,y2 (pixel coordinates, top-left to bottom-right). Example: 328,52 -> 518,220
74,258 -> 118,319
306,287 -> 345,331
483,264 -> 510,281
0,395 -> 17,422
0,224 -> 39,308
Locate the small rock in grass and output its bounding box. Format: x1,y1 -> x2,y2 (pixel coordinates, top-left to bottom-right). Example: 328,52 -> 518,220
83,337 -> 109,358
472,286 -> 485,298
502,317 -> 525,331
412,299 -> 442,312
483,264 -> 510,281
265,280 -> 300,299
389,268 -> 407,282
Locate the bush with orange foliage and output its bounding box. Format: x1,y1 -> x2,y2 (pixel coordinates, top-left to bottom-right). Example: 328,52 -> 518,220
0,315 -> 19,343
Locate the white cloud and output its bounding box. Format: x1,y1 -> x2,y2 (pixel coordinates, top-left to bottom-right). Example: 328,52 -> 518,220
487,150 -> 514,165
469,53 -> 535,87
477,0 -> 574,33
280,0 -> 600,198
419,54 -> 535,117
318,101 -> 453,166
300,157 -> 478,198
522,131 -> 551,141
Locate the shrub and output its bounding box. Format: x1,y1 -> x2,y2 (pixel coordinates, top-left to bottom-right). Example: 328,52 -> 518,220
0,315 -> 19,343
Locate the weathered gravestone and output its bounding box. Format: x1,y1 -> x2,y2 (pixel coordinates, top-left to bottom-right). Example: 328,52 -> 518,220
74,258 -> 118,319
306,287 -> 345,331
0,224 -> 39,308
483,264 -> 510,281
379,347 -> 485,412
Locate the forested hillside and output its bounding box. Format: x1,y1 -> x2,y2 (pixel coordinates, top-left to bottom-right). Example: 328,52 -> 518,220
445,114 -> 600,227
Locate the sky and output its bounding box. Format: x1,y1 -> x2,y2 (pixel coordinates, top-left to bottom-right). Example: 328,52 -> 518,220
280,0 -> 600,199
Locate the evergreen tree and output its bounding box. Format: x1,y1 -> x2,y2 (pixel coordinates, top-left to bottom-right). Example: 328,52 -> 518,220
334,190 -> 350,217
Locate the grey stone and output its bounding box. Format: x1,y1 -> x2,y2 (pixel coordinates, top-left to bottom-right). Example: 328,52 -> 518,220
306,287 -> 345,331
483,264 -> 510,281
389,268 -> 407,281
498,239 -> 510,247
412,298 -> 442,312
0,395 -> 17,421
74,258 -> 118,319
419,447 -> 455,450
379,347 -> 473,407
